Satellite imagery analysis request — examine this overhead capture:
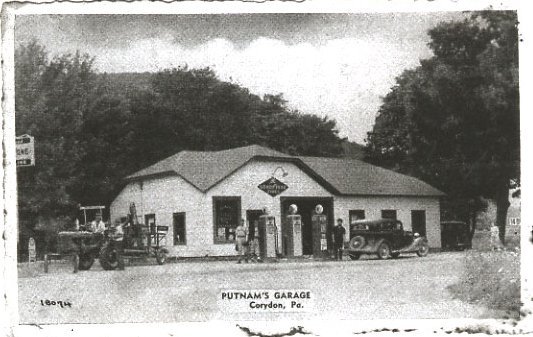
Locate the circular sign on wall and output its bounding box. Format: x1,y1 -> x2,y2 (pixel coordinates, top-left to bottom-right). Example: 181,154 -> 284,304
315,204 -> 324,214
288,204 -> 298,214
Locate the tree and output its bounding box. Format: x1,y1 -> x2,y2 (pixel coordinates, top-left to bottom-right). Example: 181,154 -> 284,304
16,42 -> 98,216
366,11 -> 519,243
16,42 -> 346,240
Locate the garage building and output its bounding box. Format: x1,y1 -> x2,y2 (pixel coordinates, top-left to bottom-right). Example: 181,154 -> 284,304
110,145 -> 444,257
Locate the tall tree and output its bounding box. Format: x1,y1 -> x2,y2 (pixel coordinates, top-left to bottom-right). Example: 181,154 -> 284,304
366,11 -> 519,243
16,43 -> 346,235
16,42 -> 98,216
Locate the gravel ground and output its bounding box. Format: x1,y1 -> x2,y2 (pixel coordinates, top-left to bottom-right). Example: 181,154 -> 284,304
17,252 -> 504,324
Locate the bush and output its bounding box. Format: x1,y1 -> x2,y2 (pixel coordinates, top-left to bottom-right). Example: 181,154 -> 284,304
448,250 -> 520,314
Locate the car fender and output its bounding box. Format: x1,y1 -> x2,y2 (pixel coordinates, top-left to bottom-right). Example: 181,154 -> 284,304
395,237 -> 427,253
413,236 -> 428,247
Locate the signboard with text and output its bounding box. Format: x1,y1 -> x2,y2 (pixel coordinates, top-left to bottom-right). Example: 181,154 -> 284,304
258,177 -> 288,197
16,134 -> 35,167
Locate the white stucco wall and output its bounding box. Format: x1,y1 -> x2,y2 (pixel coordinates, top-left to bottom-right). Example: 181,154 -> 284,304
334,196 -> 441,248
205,160 -> 333,256
110,159 -> 442,257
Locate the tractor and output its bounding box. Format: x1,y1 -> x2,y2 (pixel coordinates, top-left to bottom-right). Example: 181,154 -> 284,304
44,203 -> 169,273
98,202 -> 169,270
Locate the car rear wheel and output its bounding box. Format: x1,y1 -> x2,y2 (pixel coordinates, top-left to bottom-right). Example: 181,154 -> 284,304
348,253 -> 361,260
417,241 -> 429,257
377,242 -> 391,259
349,236 -> 366,250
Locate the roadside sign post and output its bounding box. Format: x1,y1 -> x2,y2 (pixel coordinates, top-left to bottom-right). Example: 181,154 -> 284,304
28,237 -> 36,263
16,134 -> 36,244
16,134 -> 35,167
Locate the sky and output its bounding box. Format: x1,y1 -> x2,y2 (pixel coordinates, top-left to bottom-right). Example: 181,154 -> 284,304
15,13 -> 468,143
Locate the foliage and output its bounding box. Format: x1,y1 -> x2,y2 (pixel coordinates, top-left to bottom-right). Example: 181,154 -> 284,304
15,41 -> 345,239
448,250 -> 520,315
16,41 -> 97,215
365,11 -> 519,242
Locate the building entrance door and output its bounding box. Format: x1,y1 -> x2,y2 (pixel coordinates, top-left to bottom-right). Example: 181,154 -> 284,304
411,210 -> 427,236
280,197 -> 334,255
246,210 -> 263,240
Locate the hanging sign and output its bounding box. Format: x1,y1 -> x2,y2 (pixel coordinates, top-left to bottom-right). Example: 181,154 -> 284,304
258,177 -> 288,197
16,134 -> 35,167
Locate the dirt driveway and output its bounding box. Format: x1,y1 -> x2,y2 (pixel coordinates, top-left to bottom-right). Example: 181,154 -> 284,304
17,252 -> 503,324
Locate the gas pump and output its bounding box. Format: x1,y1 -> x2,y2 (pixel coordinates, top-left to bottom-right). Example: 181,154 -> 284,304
284,204 -> 303,257
258,214 -> 277,259
311,204 -> 328,258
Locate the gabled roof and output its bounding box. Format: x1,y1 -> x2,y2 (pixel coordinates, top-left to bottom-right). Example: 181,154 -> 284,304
299,156 -> 444,197
126,145 -> 444,197
126,145 -> 292,191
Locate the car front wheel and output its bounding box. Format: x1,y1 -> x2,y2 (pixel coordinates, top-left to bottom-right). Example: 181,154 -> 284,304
377,242 -> 391,259
349,236 -> 366,250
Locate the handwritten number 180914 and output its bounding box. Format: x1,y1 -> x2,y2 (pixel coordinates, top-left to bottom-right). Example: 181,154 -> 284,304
40,300 -> 72,308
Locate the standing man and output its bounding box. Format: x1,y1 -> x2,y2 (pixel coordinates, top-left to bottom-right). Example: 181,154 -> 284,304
332,218 -> 346,261
113,219 -> 125,270
235,219 -> 248,264
95,216 -> 106,233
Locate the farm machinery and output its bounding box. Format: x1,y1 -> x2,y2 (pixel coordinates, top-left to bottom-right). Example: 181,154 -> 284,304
44,203 -> 169,273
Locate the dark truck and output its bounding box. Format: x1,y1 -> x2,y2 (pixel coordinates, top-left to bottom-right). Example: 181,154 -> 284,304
346,219 -> 429,260
440,220 -> 471,251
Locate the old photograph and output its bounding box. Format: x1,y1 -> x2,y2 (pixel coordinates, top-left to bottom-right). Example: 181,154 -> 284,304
1,0 -> 528,334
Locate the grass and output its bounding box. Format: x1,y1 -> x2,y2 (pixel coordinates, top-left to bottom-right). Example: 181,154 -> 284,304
448,249 -> 521,316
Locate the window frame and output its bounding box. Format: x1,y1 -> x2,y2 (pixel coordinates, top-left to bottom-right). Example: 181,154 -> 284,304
349,210 -> 366,224
381,209 -> 397,220
173,212 -> 186,246
212,196 -> 242,244
145,213 -> 156,232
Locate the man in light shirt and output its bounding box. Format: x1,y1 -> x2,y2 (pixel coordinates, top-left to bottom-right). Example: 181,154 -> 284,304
235,219 -> 248,264
95,216 -> 106,233
113,219 -> 125,270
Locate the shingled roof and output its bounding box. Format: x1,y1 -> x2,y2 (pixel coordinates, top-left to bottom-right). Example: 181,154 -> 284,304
126,145 -> 444,197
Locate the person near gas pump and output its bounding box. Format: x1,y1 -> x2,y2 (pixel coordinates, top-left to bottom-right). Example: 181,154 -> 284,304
235,219 -> 248,264
332,218 -> 346,261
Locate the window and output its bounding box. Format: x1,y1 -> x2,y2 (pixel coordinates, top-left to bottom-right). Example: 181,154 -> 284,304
145,214 -> 156,232
173,212 -> 186,245
381,210 -> 397,220
349,210 -> 365,224
213,197 -> 241,244
144,214 -> 156,246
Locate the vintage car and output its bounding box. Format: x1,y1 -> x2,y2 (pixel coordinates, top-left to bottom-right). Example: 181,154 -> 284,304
440,220 -> 471,251
346,219 -> 429,260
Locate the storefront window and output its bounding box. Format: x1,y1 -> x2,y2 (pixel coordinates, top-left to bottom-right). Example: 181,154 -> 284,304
349,210 -> 365,224
381,209 -> 397,220
213,197 -> 241,244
